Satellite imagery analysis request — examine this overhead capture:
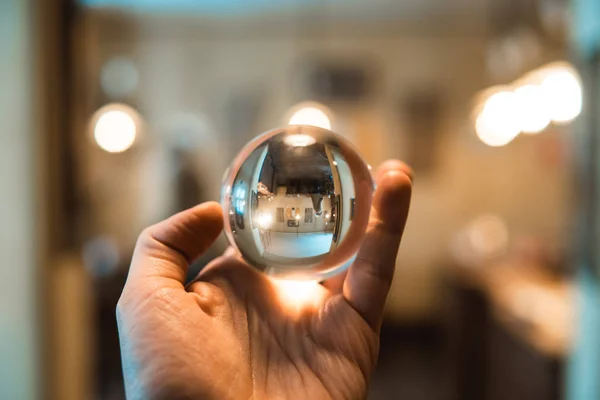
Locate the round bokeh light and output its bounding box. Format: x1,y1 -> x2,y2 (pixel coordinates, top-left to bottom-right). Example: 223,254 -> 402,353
91,103 -> 141,153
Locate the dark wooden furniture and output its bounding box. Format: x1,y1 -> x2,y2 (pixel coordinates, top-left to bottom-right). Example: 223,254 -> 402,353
444,262 -> 573,400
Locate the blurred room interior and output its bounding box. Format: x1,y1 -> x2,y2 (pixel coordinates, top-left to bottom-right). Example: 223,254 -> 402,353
2,0 -> 600,399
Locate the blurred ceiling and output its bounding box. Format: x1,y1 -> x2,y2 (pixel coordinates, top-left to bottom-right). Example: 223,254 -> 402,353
82,0 -> 492,21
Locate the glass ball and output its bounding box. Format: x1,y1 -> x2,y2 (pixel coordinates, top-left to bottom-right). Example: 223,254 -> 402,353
221,125 -> 373,281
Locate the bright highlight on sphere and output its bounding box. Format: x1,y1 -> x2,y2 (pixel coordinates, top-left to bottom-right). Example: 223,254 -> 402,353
257,213 -> 272,229
284,134 -> 317,147
476,91 -> 520,147
541,69 -> 583,124
289,107 -> 332,130
514,85 -> 551,134
92,105 -> 139,153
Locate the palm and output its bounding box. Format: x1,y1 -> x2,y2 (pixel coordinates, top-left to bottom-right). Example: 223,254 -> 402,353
118,161 -> 411,400
119,259 -> 377,400
202,259 -> 377,400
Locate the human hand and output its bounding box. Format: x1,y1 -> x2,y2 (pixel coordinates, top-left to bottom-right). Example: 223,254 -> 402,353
117,160 -> 412,400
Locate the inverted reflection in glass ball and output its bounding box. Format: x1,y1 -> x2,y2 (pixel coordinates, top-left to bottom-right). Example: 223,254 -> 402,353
221,125 -> 373,281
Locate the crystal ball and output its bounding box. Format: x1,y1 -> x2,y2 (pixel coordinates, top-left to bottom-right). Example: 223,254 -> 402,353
221,125 -> 374,281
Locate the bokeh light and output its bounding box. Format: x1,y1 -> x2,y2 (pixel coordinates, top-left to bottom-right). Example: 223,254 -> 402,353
288,103 -> 332,130
284,133 -> 317,147
514,84 -> 551,134
450,213 -> 510,266
467,214 -> 510,259
91,104 -> 141,153
100,56 -> 139,99
540,67 -> 583,124
475,91 -> 520,147
473,62 -> 583,146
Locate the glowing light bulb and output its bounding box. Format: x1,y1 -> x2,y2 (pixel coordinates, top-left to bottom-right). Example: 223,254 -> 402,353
476,91 -> 520,147
541,68 -> 582,124
514,84 -> 551,134
91,104 -> 140,153
289,106 -> 331,130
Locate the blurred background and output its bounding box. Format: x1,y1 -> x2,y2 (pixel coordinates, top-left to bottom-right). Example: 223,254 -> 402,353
2,0 -> 600,399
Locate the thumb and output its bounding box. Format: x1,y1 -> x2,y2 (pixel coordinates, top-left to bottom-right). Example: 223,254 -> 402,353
125,202 -> 224,288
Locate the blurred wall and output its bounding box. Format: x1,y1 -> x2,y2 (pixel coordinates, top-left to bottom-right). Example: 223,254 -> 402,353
78,14 -> 573,322
0,1 -> 39,398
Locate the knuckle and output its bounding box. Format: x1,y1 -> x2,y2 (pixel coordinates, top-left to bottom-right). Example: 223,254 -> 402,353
137,227 -> 155,248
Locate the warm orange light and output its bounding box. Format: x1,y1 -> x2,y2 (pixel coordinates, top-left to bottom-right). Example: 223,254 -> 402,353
475,91 -> 520,147
256,213 -> 272,229
514,84 -> 551,134
540,67 -> 582,124
272,279 -> 324,310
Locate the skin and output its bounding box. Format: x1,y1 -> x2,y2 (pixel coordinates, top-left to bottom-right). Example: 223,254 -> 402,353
117,160 -> 412,400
